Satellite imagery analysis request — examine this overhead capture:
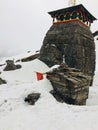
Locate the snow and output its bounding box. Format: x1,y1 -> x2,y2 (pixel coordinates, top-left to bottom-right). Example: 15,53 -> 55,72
0,54 -> 98,130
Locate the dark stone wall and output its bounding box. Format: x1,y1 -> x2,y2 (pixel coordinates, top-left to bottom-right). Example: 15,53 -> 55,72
39,22 -> 96,85
46,64 -> 90,105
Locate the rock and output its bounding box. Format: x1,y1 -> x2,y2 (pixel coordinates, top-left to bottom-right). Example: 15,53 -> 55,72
0,63 -> 5,67
50,90 -> 64,103
16,64 -> 22,69
4,60 -> 16,71
93,30 -> 98,37
24,93 -> 40,105
46,63 -> 90,105
3,60 -> 22,71
39,22 -> 95,86
15,59 -> 21,63
0,77 -> 6,85
21,53 -> 39,62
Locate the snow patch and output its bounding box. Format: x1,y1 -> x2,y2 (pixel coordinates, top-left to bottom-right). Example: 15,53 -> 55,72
0,54 -> 98,130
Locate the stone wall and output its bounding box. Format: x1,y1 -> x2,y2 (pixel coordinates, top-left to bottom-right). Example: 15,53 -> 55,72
46,63 -> 90,105
39,22 -> 96,85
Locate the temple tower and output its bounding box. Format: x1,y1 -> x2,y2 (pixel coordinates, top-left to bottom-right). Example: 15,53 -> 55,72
39,4 -> 97,85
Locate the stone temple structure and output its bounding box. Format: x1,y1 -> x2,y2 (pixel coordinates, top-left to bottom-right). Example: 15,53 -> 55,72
39,4 -> 97,86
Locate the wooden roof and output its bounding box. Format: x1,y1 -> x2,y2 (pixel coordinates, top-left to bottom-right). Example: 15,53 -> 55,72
48,4 -> 97,21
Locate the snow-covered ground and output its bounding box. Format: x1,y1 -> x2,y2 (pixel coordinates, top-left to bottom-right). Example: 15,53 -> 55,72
0,54 -> 98,130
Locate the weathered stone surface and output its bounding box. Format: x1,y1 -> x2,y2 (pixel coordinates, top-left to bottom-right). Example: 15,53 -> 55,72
24,93 -> 40,105
3,60 -> 22,71
46,63 -> 90,105
39,22 -> 95,85
50,90 -> 64,103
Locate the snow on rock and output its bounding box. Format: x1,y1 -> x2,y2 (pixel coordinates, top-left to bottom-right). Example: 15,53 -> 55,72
0,55 -> 98,130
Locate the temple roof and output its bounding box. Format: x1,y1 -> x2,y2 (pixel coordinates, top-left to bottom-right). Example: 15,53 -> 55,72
48,4 -> 97,21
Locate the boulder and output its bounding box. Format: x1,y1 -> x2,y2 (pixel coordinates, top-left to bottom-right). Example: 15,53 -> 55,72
24,93 -> 40,105
15,64 -> 22,69
0,77 -> 6,85
3,60 -> 22,71
21,53 -> 39,62
46,63 -> 90,105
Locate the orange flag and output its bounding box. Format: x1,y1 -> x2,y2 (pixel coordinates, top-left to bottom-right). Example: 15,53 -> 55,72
36,72 -> 44,81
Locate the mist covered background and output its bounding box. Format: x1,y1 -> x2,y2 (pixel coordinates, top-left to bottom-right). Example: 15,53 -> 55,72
0,0 -> 98,70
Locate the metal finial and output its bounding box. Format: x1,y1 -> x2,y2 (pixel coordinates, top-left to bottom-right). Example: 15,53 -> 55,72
68,0 -> 76,6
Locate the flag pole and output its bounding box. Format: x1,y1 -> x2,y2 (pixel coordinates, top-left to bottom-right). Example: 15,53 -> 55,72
74,0 -> 76,6
68,0 -> 76,6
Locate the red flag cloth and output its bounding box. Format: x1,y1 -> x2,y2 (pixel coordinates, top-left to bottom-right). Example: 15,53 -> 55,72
36,72 -> 44,81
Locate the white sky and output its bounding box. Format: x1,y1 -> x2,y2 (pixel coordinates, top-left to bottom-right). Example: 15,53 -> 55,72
0,0 -> 98,57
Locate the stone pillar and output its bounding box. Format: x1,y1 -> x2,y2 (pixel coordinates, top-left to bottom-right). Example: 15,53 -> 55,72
39,22 -> 96,85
